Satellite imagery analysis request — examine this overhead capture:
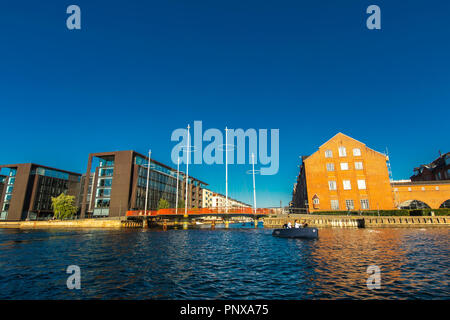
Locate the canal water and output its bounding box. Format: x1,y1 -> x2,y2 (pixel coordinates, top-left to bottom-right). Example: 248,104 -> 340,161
0,225 -> 448,299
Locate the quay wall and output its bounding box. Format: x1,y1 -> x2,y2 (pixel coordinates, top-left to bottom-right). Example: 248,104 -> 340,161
0,219 -> 126,229
263,215 -> 449,228
1,215 -> 448,229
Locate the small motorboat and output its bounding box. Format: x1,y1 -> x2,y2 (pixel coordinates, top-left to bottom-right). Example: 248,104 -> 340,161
272,227 -> 319,239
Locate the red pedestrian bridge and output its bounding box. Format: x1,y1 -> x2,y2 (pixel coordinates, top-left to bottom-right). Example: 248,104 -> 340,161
126,207 -> 274,218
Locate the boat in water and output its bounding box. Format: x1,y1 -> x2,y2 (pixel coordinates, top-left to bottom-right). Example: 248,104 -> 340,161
272,227 -> 319,239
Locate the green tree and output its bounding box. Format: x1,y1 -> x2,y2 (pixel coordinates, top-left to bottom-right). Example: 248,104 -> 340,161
158,198 -> 170,210
51,193 -> 78,220
177,198 -> 185,209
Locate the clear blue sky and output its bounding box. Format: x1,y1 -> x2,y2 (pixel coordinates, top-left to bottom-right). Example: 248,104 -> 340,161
0,1 -> 449,207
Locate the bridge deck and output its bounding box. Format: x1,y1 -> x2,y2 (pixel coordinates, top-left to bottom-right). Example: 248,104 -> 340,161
126,207 -> 273,218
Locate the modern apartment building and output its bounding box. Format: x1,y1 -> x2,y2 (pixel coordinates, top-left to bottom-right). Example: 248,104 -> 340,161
292,133 -> 395,212
211,192 -> 251,209
0,164 -> 81,221
80,151 -> 207,218
202,188 -> 213,208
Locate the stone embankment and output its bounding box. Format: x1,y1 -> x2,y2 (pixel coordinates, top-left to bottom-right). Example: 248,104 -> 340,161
263,214 -> 449,228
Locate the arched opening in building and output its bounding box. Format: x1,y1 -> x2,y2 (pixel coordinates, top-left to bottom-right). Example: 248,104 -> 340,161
398,200 -> 431,209
439,199 -> 450,208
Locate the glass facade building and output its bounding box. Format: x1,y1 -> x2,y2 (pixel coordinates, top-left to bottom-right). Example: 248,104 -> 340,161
0,164 -> 81,221
81,151 -> 207,218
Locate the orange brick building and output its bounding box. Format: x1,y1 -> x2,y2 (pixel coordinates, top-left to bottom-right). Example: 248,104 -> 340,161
392,180 -> 450,209
292,133 -> 450,212
292,133 -> 395,212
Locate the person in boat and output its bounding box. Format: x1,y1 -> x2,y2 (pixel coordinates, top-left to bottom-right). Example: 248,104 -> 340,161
294,220 -> 301,228
287,221 -> 292,228
282,223 -> 288,229
303,222 -> 308,228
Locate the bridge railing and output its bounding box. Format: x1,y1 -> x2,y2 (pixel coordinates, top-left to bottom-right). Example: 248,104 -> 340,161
126,207 -> 274,217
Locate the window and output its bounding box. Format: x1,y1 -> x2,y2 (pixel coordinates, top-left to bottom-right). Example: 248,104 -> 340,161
339,146 -> 347,157
353,148 -> 361,156
421,187 -> 425,191
357,180 -> 366,190
360,199 -> 370,209
313,198 -> 320,205
331,199 -> 339,210
355,162 -> 363,170
435,186 -> 439,190
326,163 -> 335,171
345,200 -> 354,210
328,181 -> 337,190
340,162 -> 349,170
343,180 -> 351,190
325,150 -> 333,158
408,187 -> 412,191
98,178 -> 112,187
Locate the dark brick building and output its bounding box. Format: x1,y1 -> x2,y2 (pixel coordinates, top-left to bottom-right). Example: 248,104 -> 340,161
0,164 -> 81,221
411,152 -> 450,182
80,151 -> 207,218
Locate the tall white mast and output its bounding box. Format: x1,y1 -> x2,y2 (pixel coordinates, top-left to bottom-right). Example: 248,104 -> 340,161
144,149 -> 152,214
184,124 -> 190,217
175,157 -> 180,214
225,126 -> 228,213
252,152 -> 257,214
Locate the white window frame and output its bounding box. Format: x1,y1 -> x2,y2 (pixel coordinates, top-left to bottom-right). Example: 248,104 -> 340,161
343,180 -> 351,190
353,148 -> 361,156
313,197 -> 320,205
325,150 -> 333,158
354,161 -> 363,170
345,200 -> 354,210
326,163 -> 335,171
357,179 -> 366,190
331,199 -> 339,210
340,162 -> 349,170
360,199 -> 370,209
338,146 -> 347,157
328,181 -> 337,191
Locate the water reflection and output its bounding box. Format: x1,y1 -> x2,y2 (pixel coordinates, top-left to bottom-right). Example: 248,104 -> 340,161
0,227 -> 448,299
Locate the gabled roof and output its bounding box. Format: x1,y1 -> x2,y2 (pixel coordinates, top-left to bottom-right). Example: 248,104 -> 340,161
316,132 -> 386,156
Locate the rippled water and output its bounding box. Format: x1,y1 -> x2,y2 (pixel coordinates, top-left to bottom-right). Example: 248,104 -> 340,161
0,226 -> 448,299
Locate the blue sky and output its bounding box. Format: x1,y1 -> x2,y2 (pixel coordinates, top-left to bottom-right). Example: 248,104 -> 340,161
0,1 -> 449,207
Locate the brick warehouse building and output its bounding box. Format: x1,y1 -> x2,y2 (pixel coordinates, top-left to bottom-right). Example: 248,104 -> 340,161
292,133 -> 394,212
292,133 -> 450,212
80,150 -> 207,218
0,164 -> 81,221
